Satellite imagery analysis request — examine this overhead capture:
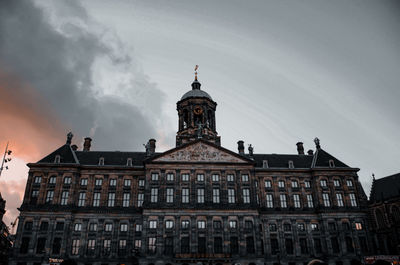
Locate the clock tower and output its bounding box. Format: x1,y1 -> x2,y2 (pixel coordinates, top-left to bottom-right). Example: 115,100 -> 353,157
176,73 -> 220,146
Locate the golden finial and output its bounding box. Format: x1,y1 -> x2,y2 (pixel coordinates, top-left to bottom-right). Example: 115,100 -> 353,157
194,65 -> 199,81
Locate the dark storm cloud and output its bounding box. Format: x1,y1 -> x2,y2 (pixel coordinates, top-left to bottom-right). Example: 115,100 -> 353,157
0,0 -> 164,153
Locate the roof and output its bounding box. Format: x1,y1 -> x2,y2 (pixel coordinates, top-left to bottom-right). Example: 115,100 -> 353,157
252,154 -> 313,168
312,149 -> 349,168
37,144 -> 78,164
370,172 -> 400,202
181,89 -> 213,101
75,151 -> 149,166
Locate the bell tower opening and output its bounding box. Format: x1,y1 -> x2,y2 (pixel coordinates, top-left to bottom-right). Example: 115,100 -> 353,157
176,67 -> 220,146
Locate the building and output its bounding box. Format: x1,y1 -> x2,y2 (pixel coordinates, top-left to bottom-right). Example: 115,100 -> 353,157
368,173 -> 400,255
1,192 -> 12,265
11,75 -> 372,265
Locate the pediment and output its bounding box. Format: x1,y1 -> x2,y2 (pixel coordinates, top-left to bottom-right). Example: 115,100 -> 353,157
152,141 -> 251,163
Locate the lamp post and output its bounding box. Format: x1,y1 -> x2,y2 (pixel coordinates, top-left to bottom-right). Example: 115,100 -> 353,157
0,141 -> 12,178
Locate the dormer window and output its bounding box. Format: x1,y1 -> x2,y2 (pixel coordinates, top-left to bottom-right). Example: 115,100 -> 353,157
99,157 -> 104,166
262,160 -> 269,168
329,160 -> 335,168
54,155 -> 61,164
288,160 -> 294,169
126,158 -> 132,167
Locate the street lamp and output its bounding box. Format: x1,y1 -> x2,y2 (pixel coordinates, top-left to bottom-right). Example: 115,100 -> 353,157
0,141 -> 12,178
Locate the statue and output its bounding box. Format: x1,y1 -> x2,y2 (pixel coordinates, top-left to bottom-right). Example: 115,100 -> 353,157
314,137 -> 321,149
196,122 -> 203,139
248,144 -> 254,156
66,132 -> 73,145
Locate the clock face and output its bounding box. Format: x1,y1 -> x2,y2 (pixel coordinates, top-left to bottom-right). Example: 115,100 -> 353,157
193,106 -> 203,115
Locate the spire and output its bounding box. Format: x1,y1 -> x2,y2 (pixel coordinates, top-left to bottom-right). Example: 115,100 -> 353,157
192,65 -> 201,90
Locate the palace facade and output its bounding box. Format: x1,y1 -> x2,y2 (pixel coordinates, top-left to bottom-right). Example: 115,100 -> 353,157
11,76 -> 372,265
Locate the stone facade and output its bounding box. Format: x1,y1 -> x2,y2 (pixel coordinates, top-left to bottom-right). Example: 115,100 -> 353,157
10,78 -> 372,265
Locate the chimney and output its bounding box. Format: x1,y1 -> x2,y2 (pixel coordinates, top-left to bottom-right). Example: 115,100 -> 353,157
83,137 -> 92,151
296,142 -> 304,155
71,145 -> 78,151
307,149 -> 314,155
237,140 -> 244,155
146,139 -> 156,156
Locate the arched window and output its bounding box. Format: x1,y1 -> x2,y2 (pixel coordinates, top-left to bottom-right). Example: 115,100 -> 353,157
99,157 -> 104,166
54,155 -> 61,164
375,209 -> 386,228
183,109 -> 189,129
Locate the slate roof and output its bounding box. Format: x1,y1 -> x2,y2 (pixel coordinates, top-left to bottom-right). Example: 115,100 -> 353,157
312,149 -> 349,168
75,151 -> 150,166
252,154 -> 313,168
37,144 -> 78,164
370,173 -> 400,202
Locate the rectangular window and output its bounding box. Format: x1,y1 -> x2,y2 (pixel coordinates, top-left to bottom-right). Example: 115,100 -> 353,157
164,237 -> 173,255
123,193 -> 130,207
89,223 -> 97,231
334,179 -> 340,187
265,180 -> 272,188
60,191 -> 69,205
151,173 -> 159,181
314,238 -> 322,253
198,220 -> 206,229
180,188 -> 189,203
311,223 -> 319,231
134,239 -> 142,249
49,176 -> 56,184
93,192 -> 100,207
181,220 -> 190,229
165,220 -> 174,229
71,239 -> 80,255
20,237 -> 30,254
307,194 -> 314,208
124,179 -> 131,187
269,223 -> 277,232
305,180 -> 311,188
230,236 -> 238,254
346,179 -> 353,187
135,224 -> 142,232
213,188 -> 220,203
300,238 -> 308,254
291,180 -> 299,188
64,177 -> 71,184
197,188 -> 204,203
227,174 -> 235,182
278,180 -> 285,188
78,192 -> 86,207
103,239 -> 111,254
271,238 -> 279,255
32,190 -> 39,198
87,239 -> 96,254
336,193 -> 344,207
198,237 -> 206,253
148,237 -> 156,253
246,236 -> 255,254
280,194 -> 287,208
214,237 -> 223,253
95,178 -> 103,186
52,238 -> 61,254
285,238 -> 294,255
228,189 -> 235,203
137,193 -> 144,207
149,220 -> 157,229
46,190 -> 54,203
243,189 -> 250,203
166,188 -> 174,203
213,220 -> 222,230
105,223 -> 113,232
331,237 -> 340,253
166,173 -> 174,181
242,174 -> 249,182
212,174 -> 219,182
109,179 -> 117,186
181,173 -> 189,182
74,223 -> 81,231
293,194 -> 301,208
284,223 -> 291,231
120,223 -> 128,232
349,193 -> 357,207
229,220 -> 237,229
138,179 -> 145,187
151,188 -> 158,203
323,193 -> 330,207
197,174 -> 204,182
266,194 -> 274,208
320,179 -> 327,187
108,192 -> 115,207
181,237 -> 190,253
355,222 -> 363,230
297,223 -> 305,231
34,176 -> 42,184
80,178 -> 88,186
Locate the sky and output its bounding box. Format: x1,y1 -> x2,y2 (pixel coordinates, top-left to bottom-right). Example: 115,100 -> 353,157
0,0 -> 399,229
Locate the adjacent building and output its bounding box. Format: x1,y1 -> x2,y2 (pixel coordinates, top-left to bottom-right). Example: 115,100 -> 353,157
10,76 -> 372,265
1,192 -> 12,265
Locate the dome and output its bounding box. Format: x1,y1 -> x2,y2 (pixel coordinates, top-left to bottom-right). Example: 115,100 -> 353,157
180,89 -> 213,101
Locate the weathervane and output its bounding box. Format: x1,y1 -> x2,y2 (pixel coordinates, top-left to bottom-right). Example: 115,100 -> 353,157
194,65 -> 199,81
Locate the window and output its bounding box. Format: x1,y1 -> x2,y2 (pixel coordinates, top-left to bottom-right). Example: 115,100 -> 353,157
300,238 -> 308,254
328,222 -> 336,231
80,178 -> 88,186
166,188 -> 174,203
149,220 -> 157,229
278,180 -> 285,188
105,223 -> 113,232
197,174 -> 204,182
288,160 -> 294,168
345,236 -> 354,253
138,179 -> 145,187
263,160 -> 269,168
135,224 -> 142,232
280,194 -> 287,208
323,193 -> 330,207
20,237 -> 30,254
293,194 -> 301,208
198,220 -> 206,229
166,173 -> 174,181
244,220 -> 253,231
263,194 -> 273,208
123,193 -> 130,207
197,188 -> 204,203
291,180 -> 299,188
120,223 -> 128,232
164,237 -> 173,254
227,174 -> 235,182
24,221 -> 33,231
148,237 -> 156,253
93,192 -> 100,207
165,220 -> 174,229
89,223 -> 97,231
87,239 -> 96,254
228,189 -> 235,203
181,220 -> 190,229
346,179 -> 353,187
213,220 -> 222,230
334,179 -> 340,187
151,173 -> 159,181
198,237 -> 206,253
95,178 -> 103,186
230,236 -> 239,254
311,223 -> 319,231
285,238 -> 294,255
320,179 -> 327,187
342,222 -> 350,231
214,237 -> 223,253
46,190 -> 54,203
108,192 -> 115,207
349,193 -> 357,207
181,237 -> 190,253
307,194 -> 314,208
243,189 -> 250,203
212,174 -> 219,182
271,238 -> 279,255
60,191 -> 69,205
63,177 -> 71,185
284,223 -> 291,231
355,222 -> 363,230
134,239 -> 142,249
242,174 -> 249,182
297,223 -> 305,231
150,188 -> 158,203
109,179 -> 117,187
54,155 -> 60,163
329,160 -> 335,168
55,222 -> 64,231
269,223 -> 277,232
246,236 -> 255,253
31,190 -> 39,199
98,157 -> 104,166
103,239 -> 111,253
181,173 -> 189,182
34,176 -> 42,184
213,188 -> 220,203
126,158 -> 133,166
304,180 -> 311,188
265,180 -> 272,188
314,238 -> 322,253
336,193 -> 344,207
71,239 -> 80,255
40,221 -> 49,231
229,220 -> 237,229
49,176 -> 56,184
137,193 -> 144,207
